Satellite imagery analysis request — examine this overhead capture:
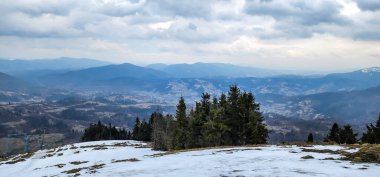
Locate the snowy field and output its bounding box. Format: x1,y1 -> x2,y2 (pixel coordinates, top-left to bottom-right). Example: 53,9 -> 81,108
0,140 -> 379,177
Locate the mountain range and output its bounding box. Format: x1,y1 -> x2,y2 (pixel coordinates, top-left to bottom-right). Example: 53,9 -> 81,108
0,58 -> 379,123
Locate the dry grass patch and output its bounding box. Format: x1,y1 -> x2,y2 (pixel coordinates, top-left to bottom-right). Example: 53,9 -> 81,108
62,163 -> 106,175
5,152 -> 34,164
63,168 -> 83,174
344,144 -> 380,163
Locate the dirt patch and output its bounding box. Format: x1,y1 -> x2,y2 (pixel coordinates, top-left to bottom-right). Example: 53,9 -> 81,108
112,158 -> 140,163
301,155 -> 314,159
70,161 -> 89,165
54,164 -> 66,168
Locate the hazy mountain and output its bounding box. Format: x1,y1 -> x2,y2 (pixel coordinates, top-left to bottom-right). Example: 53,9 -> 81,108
0,72 -> 36,92
0,57 -> 110,75
326,67 -> 380,84
149,62 -> 282,78
41,63 -> 170,89
146,63 -> 169,70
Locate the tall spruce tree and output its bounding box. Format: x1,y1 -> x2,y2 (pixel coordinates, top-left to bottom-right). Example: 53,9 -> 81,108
325,123 -> 340,143
132,117 -> 141,140
362,114 -> 380,144
226,85 -> 241,145
151,112 -> 167,150
244,92 -> 268,144
339,124 -> 357,144
307,133 -> 314,143
172,97 -> 189,149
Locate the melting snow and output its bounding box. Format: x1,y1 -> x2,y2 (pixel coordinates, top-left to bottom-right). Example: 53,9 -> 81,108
0,140 -> 379,177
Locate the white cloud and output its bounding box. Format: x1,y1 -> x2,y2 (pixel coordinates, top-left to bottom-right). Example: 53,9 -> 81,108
0,0 -> 379,71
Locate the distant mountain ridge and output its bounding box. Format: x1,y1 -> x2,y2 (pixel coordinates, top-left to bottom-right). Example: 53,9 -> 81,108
0,72 -> 37,92
147,62 -> 282,78
0,57 -> 110,74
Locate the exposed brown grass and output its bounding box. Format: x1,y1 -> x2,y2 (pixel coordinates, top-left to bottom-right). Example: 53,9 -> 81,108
344,144 -> 380,163
5,152 -> 35,164
62,163 -> 106,175
63,168 -> 83,174
148,144 -> 266,157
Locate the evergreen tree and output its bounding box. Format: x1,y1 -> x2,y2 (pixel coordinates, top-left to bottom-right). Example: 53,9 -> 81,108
132,117 -> 141,140
225,85 -> 241,145
244,92 -> 268,144
189,93 -> 211,147
362,114 -> 380,144
172,97 -> 189,149
151,112 -> 167,150
307,133 -> 314,143
339,124 -> 357,144
324,123 -> 340,143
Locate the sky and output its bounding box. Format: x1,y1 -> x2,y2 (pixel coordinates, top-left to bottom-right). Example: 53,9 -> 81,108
0,0 -> 380,71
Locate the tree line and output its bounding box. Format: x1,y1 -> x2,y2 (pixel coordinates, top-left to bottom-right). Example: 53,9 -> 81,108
306,114 -> 380,144
81,121 -> 131,141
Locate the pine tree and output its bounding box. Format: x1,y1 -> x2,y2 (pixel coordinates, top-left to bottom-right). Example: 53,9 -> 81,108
339,124 -> 357,144
307,133 -> 314,143
325,123 -> 340,143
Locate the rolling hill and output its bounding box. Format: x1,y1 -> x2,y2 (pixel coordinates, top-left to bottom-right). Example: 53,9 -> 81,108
0,72 -> 37,92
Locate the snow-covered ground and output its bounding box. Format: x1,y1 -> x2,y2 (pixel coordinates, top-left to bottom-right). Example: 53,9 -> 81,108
0,140 -> 379,177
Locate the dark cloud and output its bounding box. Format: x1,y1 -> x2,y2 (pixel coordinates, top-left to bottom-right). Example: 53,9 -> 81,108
355,0 -> 380,11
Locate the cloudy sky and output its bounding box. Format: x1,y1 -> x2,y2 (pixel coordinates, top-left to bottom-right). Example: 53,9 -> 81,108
0,0 -> 380,71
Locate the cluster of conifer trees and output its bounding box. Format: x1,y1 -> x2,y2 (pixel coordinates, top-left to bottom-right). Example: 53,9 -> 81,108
132,85 -> 269,150
324,123 -> 358,144
131,117 -> 152,141
362,114 -> 380,144
81,121 -> 130,141
322,114 -> 380,144
81,86 -> 380,147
